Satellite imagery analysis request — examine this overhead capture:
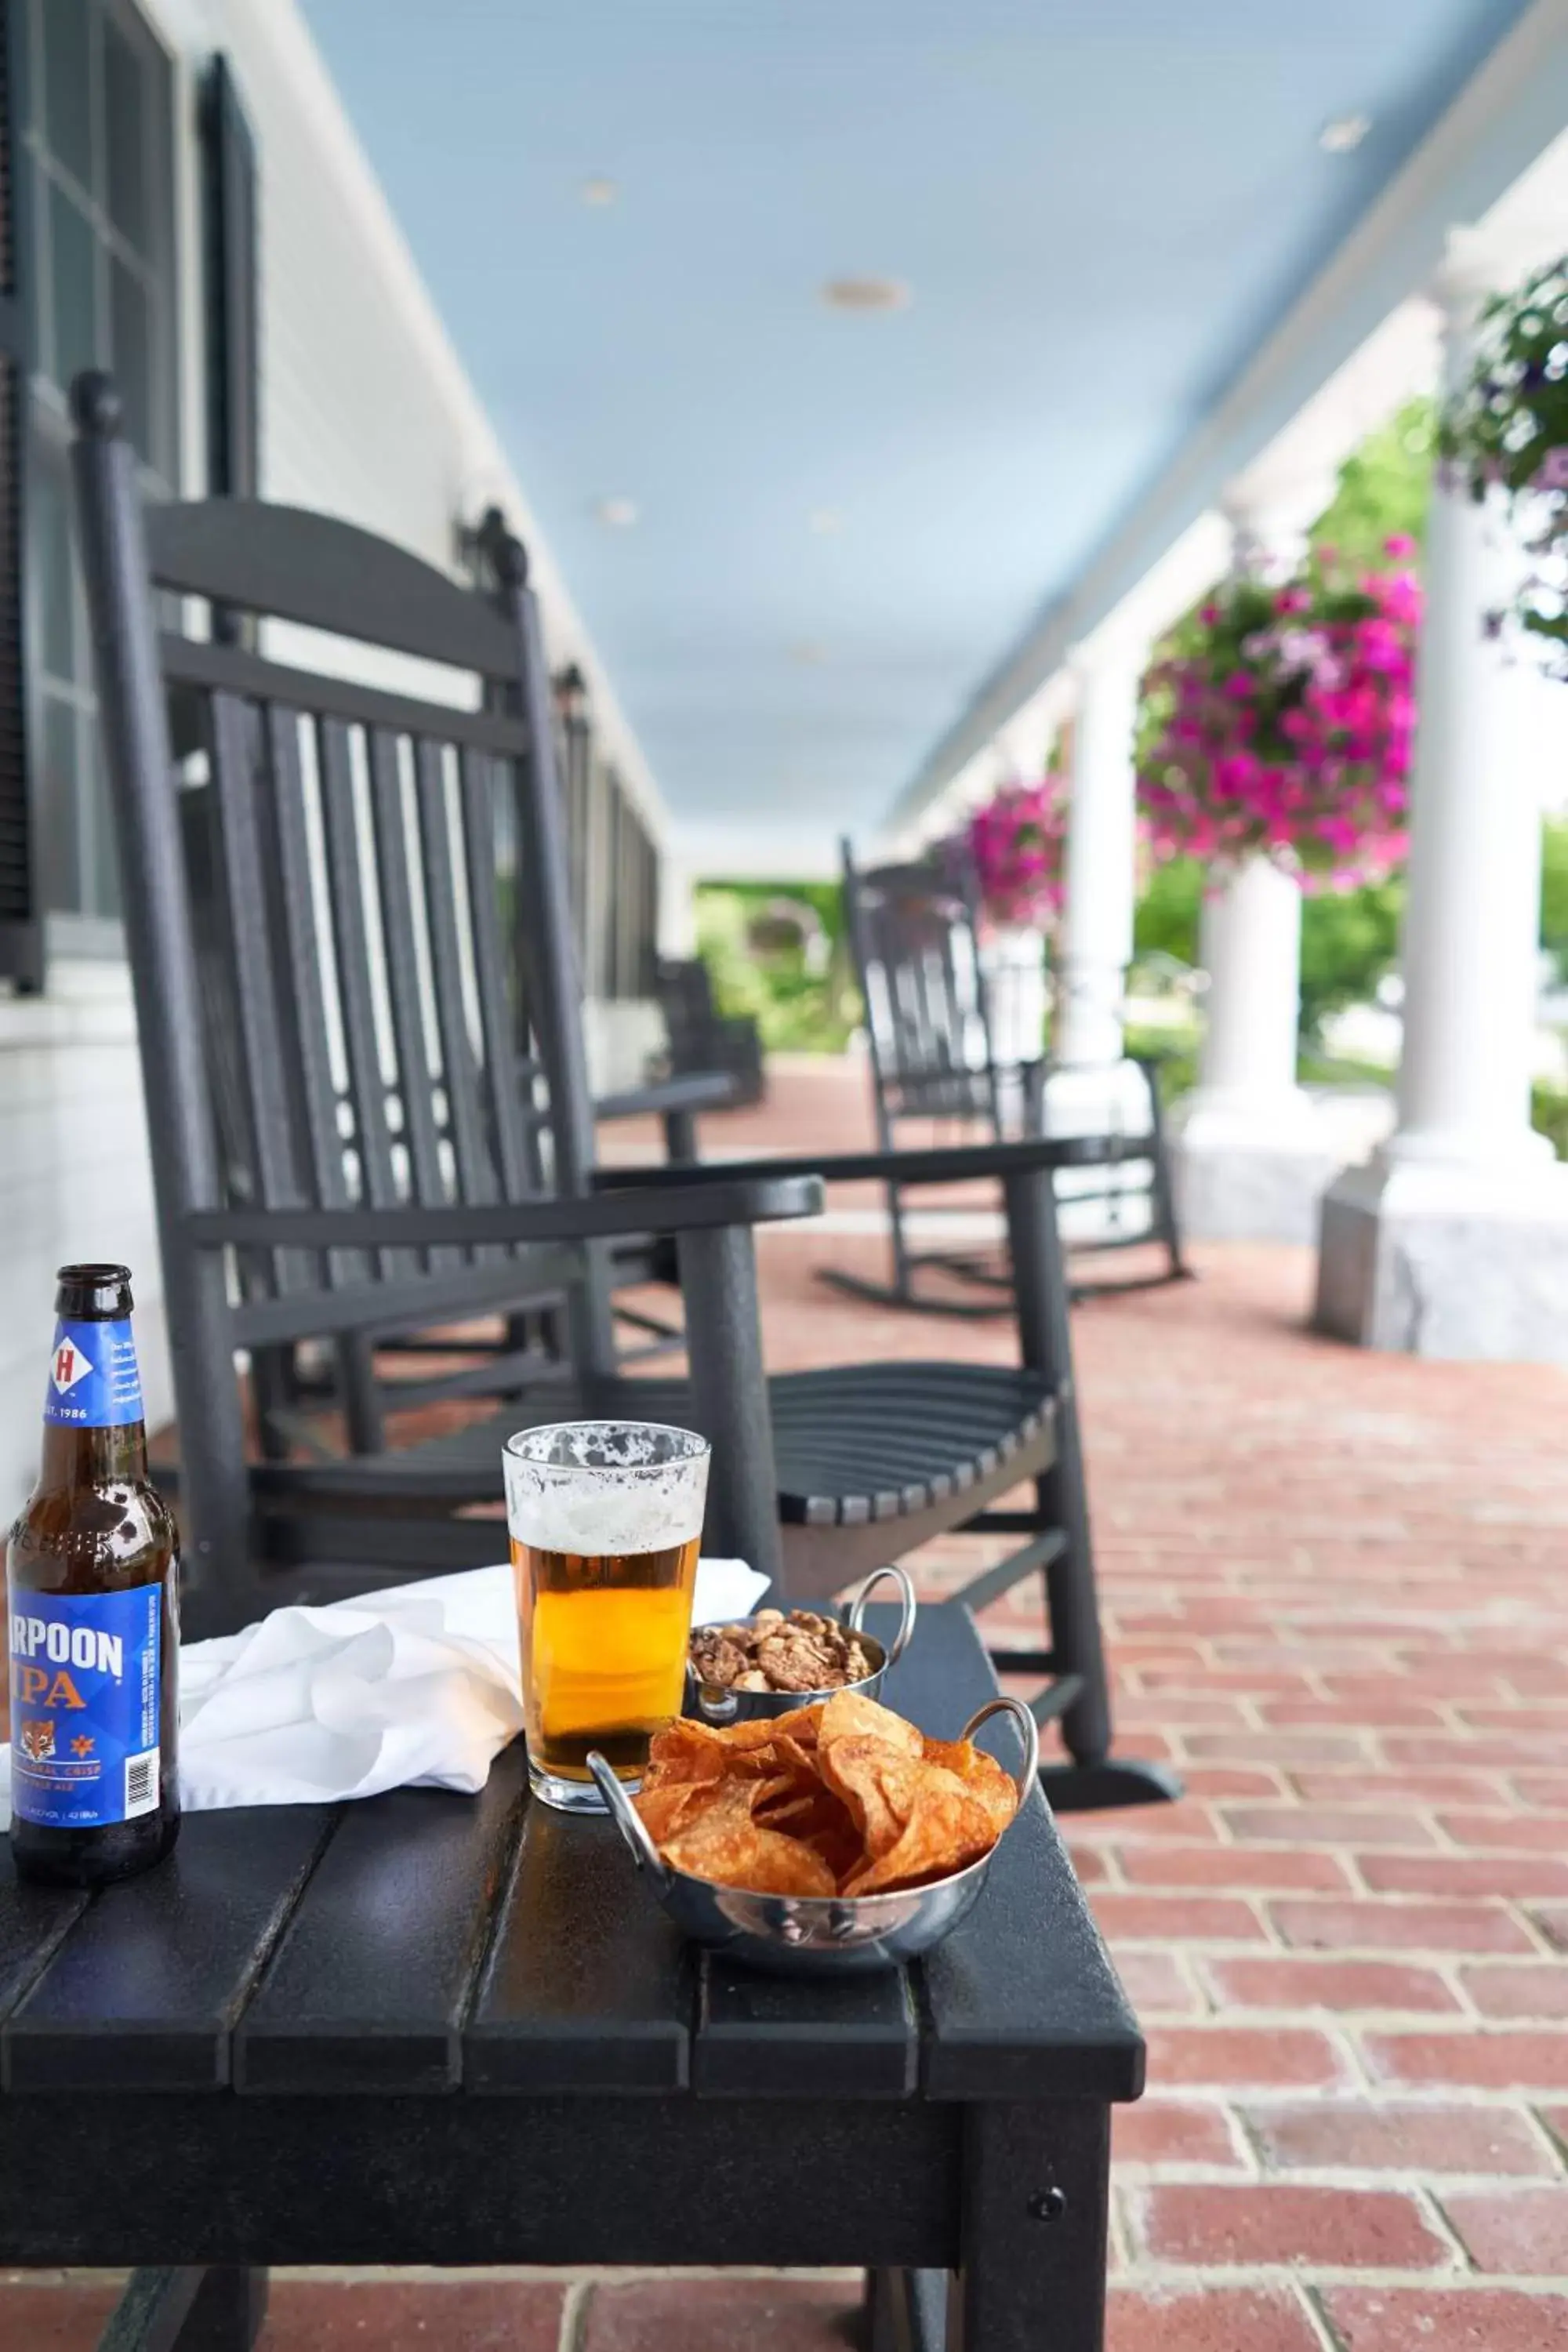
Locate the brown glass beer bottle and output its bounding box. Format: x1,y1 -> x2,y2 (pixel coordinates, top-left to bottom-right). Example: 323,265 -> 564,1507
7,1264 -> 180,1886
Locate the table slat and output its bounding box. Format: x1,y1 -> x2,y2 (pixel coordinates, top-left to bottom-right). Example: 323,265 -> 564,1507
0,1847 -> 88,2024
884,1606 -> 1145,2103
465,1800 -> 694,2093
2,1808 -> 336,2093
695,1956 -> 916,2097
234,1745 -> 528,2093
688,1603 -> 920,2097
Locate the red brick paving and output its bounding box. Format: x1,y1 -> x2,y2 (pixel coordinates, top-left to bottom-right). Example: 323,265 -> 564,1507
9,1061 -> 1568,2347
0,2278 -> 122,2350
1108,2285 -> 1326,2350
255,2278 -> 569,2350
577,2277 -> 855,2351
1323,2285 -> 1568,2347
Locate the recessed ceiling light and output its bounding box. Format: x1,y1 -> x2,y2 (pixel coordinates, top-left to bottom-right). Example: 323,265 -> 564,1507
594,496 -> 638,528
789,641 -> 829,666
582,176 -> 618,205
1319,113 -> 1370,154
809,508 -> 844,535
821,276 -> 911,314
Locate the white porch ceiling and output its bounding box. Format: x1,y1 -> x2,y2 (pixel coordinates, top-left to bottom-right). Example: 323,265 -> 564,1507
297,0 -> 1548,869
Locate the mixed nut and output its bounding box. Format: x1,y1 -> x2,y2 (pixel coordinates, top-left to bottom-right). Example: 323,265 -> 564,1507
688,1607 -> 878,1695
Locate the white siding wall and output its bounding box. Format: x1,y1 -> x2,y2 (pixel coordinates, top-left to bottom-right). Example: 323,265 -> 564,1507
0,975 -> 170,1516
0,0 -> 668,1514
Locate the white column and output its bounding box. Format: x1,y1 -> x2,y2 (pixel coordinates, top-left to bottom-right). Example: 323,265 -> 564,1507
1195,855 -> 1305,1113
1168,467 -> 1346,1242
1316,230 -> 1568,1363
1057,634 -> 1142,1069
1388,251 -> 1546,1173
1187,470 -> 1335,1127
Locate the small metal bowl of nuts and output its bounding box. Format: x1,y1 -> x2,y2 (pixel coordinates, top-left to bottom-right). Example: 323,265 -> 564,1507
685,1564 -> 916,1725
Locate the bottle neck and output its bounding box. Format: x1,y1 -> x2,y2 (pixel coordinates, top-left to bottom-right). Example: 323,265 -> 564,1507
37,1417 -> 151,1492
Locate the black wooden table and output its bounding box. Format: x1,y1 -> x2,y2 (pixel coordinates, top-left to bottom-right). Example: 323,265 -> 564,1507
0,1602 -> 1143,2352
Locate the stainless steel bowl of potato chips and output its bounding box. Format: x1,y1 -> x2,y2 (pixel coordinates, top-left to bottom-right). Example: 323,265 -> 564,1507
588,1687 -> 1039,1976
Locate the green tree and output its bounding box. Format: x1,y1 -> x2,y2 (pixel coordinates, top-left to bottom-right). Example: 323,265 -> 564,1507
1298,878 -> 1403,1045
1132,856 -> 1202,965
1309,397 -> 1436,568
1540,818 -> 1568,983
694,880 -> 861,1052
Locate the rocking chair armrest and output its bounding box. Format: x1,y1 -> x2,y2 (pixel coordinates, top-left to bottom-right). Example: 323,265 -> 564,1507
593,1132 -> 1140,1191
183,1173 -> 823,1253
595,1069 -> 738,1120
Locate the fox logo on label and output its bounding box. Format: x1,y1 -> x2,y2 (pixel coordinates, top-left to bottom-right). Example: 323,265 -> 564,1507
19,1719 -> 55,1763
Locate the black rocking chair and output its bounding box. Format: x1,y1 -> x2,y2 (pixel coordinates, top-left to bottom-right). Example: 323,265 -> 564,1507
71,370 -> 1175,1813
833,837 -> 1189,1314
656,956 -> 766,1109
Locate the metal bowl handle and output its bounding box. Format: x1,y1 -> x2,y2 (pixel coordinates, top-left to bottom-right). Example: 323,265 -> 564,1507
684,1668 -> 739,1726
586,1751 -> 673,1890
845,1563 -> 917,1668
961,1695 -> 1040,1810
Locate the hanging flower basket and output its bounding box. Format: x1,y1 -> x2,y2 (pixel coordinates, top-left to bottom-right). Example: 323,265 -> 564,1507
963,773 -> 1070,931
1438,253 -> 1568,676
1137,545 -> 1421,889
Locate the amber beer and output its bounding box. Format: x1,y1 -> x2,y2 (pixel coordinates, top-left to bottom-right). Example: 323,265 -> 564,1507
8,1264 -> 180,1886
510,1531 -> 701,1779
503,1422 -> 710,1813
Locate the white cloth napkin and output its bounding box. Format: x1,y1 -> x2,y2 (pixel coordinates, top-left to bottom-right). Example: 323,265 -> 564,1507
0,1558 -> 768,1826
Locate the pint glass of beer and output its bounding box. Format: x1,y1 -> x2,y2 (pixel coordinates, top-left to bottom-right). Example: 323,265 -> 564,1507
503,1420 -> 710,1813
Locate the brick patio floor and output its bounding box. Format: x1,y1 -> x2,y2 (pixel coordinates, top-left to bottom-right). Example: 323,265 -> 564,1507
8,1059 -> 1568,2349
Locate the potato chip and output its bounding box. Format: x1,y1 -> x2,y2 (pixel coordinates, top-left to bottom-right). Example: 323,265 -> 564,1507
754,1779 -> 862,1883
630,1691 -> 1018,1902
660,1778 -> 837,1897
818,1689 -> 922,1757
841,1777 -> 996,1897
634,1776 -> 727,1846
816,1734 -> 931,1862
643,1720 -> 729,1788
920,1736 -> 1020,1841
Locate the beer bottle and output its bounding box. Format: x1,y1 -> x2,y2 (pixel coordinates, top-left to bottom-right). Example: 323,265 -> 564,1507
7,1265 -> 180,1886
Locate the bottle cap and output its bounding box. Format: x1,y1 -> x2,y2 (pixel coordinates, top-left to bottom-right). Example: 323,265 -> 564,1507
54,1264 -> 135,1319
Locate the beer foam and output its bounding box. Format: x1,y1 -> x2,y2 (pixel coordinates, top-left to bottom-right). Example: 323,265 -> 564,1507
503,1428 -> 708,1558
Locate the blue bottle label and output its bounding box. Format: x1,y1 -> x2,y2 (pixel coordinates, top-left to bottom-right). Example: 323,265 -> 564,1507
43,1319 -> 143,1428
8,1584 -> 162,1828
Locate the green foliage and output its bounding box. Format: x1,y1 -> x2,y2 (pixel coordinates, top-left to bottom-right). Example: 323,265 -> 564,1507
1298,877 -> 1403,1043
693,880 -> 860,1054
1541,819 -> 1568,983
1311,398 -> 1436,568
1123,1029 -> 1197,1107
1132,857 -> 1203,966
1131,858 -> 1401,1047
1534,1080 -> 1568,1161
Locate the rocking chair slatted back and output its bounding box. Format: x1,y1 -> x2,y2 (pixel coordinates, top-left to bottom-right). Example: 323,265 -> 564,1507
172,645 -> 560,1315
841,841 -> 1007,1132
68,372 -> 622,1573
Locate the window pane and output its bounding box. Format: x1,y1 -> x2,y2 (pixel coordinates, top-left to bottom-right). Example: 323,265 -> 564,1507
38,693 -> 81,912
42,0 -> 94,194
31,434 -> 74,680
48,180 -> 99,391
110,256 -> 150,459
103,18 -> 147,252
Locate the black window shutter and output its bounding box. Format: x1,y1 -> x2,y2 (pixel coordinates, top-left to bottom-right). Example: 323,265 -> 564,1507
198,53 -> 259,500
0,0 -> 38,987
